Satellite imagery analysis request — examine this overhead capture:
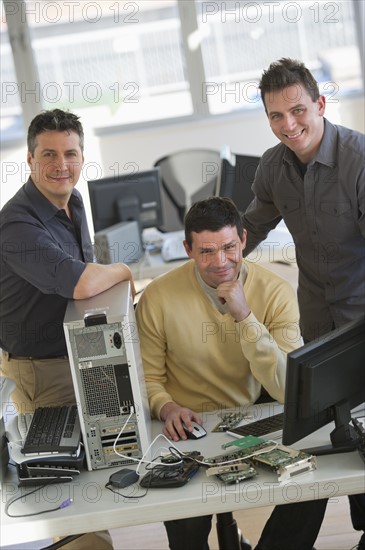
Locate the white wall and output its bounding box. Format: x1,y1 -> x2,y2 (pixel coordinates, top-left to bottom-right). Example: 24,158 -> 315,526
96,108 -> 274,175
1,93 -> 364,233
95,94 -> 365,175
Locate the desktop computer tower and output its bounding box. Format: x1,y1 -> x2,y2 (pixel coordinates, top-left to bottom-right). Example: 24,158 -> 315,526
94,220 -> 143,265
63,281 -> 151,471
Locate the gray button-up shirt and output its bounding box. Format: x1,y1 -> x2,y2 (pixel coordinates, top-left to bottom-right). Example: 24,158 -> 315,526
243,118 -> 365,341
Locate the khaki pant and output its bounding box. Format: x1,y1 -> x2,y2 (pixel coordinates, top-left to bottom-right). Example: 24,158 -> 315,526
1,352 -> 114,550
1,352 -> 75,413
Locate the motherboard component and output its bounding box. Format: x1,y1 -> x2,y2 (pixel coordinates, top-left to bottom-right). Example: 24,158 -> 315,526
206,460 -> 253,477
206,436 -> 276,467
212,411 -> 249,432
251,444 -> 316,482
207,435 -> 316,483
215,464 -> 257,485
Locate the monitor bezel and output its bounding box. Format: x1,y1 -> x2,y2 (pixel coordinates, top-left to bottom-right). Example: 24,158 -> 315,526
216,150 -> 260,213
282,317 -> 365,454
87,168 -> 164,234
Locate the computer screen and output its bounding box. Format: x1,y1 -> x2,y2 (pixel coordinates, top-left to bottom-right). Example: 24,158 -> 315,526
216,149 -> 260,213
282,317 -> 365,455
88,168 -> 164,233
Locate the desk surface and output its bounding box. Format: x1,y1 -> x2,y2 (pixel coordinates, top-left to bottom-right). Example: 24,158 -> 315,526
130,225 -> 297,281
1,407 -> 364,546
130,252 -> 298,284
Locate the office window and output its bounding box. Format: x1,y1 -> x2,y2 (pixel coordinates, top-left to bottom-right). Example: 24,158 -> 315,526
1,0 -> 363,144
195,0 -> 363,114
0,22 -> 25,143
23,0 -> 192,129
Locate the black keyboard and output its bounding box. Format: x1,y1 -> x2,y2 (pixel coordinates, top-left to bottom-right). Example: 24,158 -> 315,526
228,412 -> 284,438
21,405 -> 81,455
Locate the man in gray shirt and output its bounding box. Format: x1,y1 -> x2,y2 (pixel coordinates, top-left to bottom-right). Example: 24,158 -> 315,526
242,58 -> 364,550
243,58 -> 364,343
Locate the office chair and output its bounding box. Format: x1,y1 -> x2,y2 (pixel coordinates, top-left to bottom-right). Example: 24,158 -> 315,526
154,149 -> 220,232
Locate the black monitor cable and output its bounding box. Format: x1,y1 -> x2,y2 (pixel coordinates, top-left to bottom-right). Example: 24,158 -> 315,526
5,479 -> 72,518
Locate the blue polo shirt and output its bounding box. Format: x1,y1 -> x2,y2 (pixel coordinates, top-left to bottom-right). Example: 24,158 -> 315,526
0,178 -> 94,356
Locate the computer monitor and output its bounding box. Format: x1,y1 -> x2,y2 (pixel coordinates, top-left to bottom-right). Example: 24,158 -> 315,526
88,168 -> 164,234
216,146 -> 260,213
282,317 -> 365,455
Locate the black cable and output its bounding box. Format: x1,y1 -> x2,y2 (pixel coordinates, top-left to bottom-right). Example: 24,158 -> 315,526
5,480 -> 73,518
166,446 -> 206,468
105,481 -> 148,499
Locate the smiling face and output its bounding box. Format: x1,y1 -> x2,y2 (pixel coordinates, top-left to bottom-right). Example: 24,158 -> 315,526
27,130 -> 84,209
264,84 -> 326,164
183,225 -> 245,288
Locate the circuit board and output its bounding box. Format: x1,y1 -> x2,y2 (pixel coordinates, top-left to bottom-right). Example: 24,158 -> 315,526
215,464 -> 257,485
211,411 -> 248,432
206,436 -> 276,466
251,444 -> 316,481
206,435 -> 316,482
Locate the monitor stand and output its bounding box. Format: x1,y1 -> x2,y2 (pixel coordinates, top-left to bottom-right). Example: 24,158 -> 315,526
117,196 -> 141,229
302,401 -> 359,456
302,441 -> 358,456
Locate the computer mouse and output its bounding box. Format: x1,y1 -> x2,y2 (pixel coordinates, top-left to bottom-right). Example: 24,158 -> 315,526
182,421 -> 207,440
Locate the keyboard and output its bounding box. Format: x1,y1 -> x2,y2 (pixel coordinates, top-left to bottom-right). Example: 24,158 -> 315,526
227,412 -> 284,439
21,405 -> 81,455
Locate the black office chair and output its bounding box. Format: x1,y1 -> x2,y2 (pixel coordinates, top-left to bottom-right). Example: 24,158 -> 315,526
154,149 -> 220,232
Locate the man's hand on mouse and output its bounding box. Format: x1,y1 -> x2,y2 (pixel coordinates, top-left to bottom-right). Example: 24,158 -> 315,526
160,402 -> 203,442
216,279 -> 251,322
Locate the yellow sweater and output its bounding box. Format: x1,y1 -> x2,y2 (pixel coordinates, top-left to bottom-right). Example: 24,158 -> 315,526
136,259 -> 301,419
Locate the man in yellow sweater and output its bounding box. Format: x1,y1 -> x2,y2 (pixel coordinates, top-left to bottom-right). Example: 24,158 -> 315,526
136,197 -> 301,550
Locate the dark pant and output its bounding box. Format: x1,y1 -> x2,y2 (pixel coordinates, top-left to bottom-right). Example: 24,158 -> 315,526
349,494 -> 365,531
164,515 -> 212,550
164,495 -> 365,550
255,494 -> 365,550
254,499 -> 328,550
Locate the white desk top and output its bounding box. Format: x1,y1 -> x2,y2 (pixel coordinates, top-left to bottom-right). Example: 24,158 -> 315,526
130,250 -> 298,283
130,224 -> 297,281
1,407 -> 364,546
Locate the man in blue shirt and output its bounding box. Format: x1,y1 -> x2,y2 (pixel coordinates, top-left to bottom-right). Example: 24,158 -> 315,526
0,109 -> 133,412
0,108 -> 134,413
0,108 -> 135,550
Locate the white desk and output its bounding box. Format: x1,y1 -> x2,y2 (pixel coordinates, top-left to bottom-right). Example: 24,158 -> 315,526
1,408 -> 364,547
130,249 -> 187,280
130,223 -> 297,281
130,250 -> 298,284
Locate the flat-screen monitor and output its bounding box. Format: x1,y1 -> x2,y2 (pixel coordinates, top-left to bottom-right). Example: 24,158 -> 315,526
88,168 -> 164,234
282,317 -> 365,455
216,147 -> 260,213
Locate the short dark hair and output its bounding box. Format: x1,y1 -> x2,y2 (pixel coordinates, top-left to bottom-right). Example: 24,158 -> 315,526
259,58 -> 320,111
184,197 -> 244,249
27,108 -> 84,154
